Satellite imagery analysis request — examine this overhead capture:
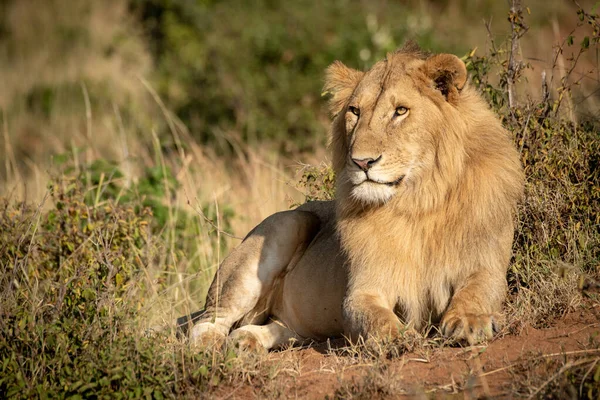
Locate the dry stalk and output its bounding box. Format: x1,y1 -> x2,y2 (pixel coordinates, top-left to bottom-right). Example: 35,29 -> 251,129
507,0 -> 527,109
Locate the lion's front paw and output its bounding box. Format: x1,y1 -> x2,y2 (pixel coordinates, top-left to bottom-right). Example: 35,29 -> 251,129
189,322 -> 227,350
441,310 -> 499,345
228,329 -> 268,354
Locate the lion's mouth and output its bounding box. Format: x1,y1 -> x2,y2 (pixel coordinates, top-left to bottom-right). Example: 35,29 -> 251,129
365,175 -> 405,186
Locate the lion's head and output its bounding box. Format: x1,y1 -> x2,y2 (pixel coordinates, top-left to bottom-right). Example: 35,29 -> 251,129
325,44 -> 496,214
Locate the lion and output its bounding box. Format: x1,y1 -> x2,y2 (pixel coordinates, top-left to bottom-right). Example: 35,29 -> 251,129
180,43 -> 524,350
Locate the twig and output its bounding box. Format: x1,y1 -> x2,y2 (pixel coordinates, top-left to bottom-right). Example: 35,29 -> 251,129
541,70 -> 549,104
484,18 -> 500,60
507,0 -> 519,109
519,111 -> 532,154
579,359 -> 598,398
507,0 -> 528,110
406,358 -> 430,363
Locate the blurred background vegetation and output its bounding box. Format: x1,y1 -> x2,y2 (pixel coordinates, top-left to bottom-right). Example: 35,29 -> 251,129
0,0 -> 599,397
1,0 -> 596,163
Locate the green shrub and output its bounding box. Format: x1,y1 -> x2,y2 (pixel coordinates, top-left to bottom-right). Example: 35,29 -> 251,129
49,154 -> 237,307
0,180 -> 154,397
0,179 -> 251,399
462,6 -> 600,287
295,162 -> 336,203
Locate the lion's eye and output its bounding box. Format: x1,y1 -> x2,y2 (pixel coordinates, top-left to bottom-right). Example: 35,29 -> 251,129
348,106 -> 360,116
395,106 -> 409,116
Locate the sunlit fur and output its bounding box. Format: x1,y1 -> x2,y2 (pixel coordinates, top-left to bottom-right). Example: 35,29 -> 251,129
326,45 -> 524,338
191,45 -> 524,349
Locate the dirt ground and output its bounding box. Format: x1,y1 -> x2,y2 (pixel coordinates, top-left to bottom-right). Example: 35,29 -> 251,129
211,303 -> 600,399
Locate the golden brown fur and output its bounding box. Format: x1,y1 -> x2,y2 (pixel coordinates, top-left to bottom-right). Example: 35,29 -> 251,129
183,45 -> 524,349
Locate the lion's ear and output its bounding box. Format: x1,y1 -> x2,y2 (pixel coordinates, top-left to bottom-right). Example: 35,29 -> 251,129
422,54 -> 467,104
323,61 -> 364,116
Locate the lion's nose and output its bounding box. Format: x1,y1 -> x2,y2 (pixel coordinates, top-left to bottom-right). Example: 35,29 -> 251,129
352,156 -> 381,172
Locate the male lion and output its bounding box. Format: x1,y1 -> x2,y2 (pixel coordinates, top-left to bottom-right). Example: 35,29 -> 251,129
182,44 -> 524,349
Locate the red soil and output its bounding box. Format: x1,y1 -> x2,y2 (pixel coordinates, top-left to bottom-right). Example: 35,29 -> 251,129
214,304 -> 600,399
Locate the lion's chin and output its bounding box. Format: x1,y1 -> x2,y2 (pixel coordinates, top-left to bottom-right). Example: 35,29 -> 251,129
350,181 -> 397,205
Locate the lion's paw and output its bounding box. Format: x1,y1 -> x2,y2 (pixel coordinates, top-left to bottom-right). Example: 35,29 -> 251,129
189,322 -> 227,350
441,311 -> 499,345
228,329 -> 268,355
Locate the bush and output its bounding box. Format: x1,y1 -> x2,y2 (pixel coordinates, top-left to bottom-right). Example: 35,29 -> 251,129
462,4 -> 600,295
0,180 -> 155,397
0,179 -> 252,399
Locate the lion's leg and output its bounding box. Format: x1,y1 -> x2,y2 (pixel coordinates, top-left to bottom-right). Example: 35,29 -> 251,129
342,293 -> 405,342
229,320 -> 305,351
441,269 -> 507,345
187,210 -> 321,348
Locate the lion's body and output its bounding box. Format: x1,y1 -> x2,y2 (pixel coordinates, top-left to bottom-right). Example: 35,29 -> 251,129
184,45 -> 524,349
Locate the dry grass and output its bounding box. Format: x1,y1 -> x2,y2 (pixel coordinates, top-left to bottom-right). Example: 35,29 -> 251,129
0,1 -> 313,336
1,73 -> 305,321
